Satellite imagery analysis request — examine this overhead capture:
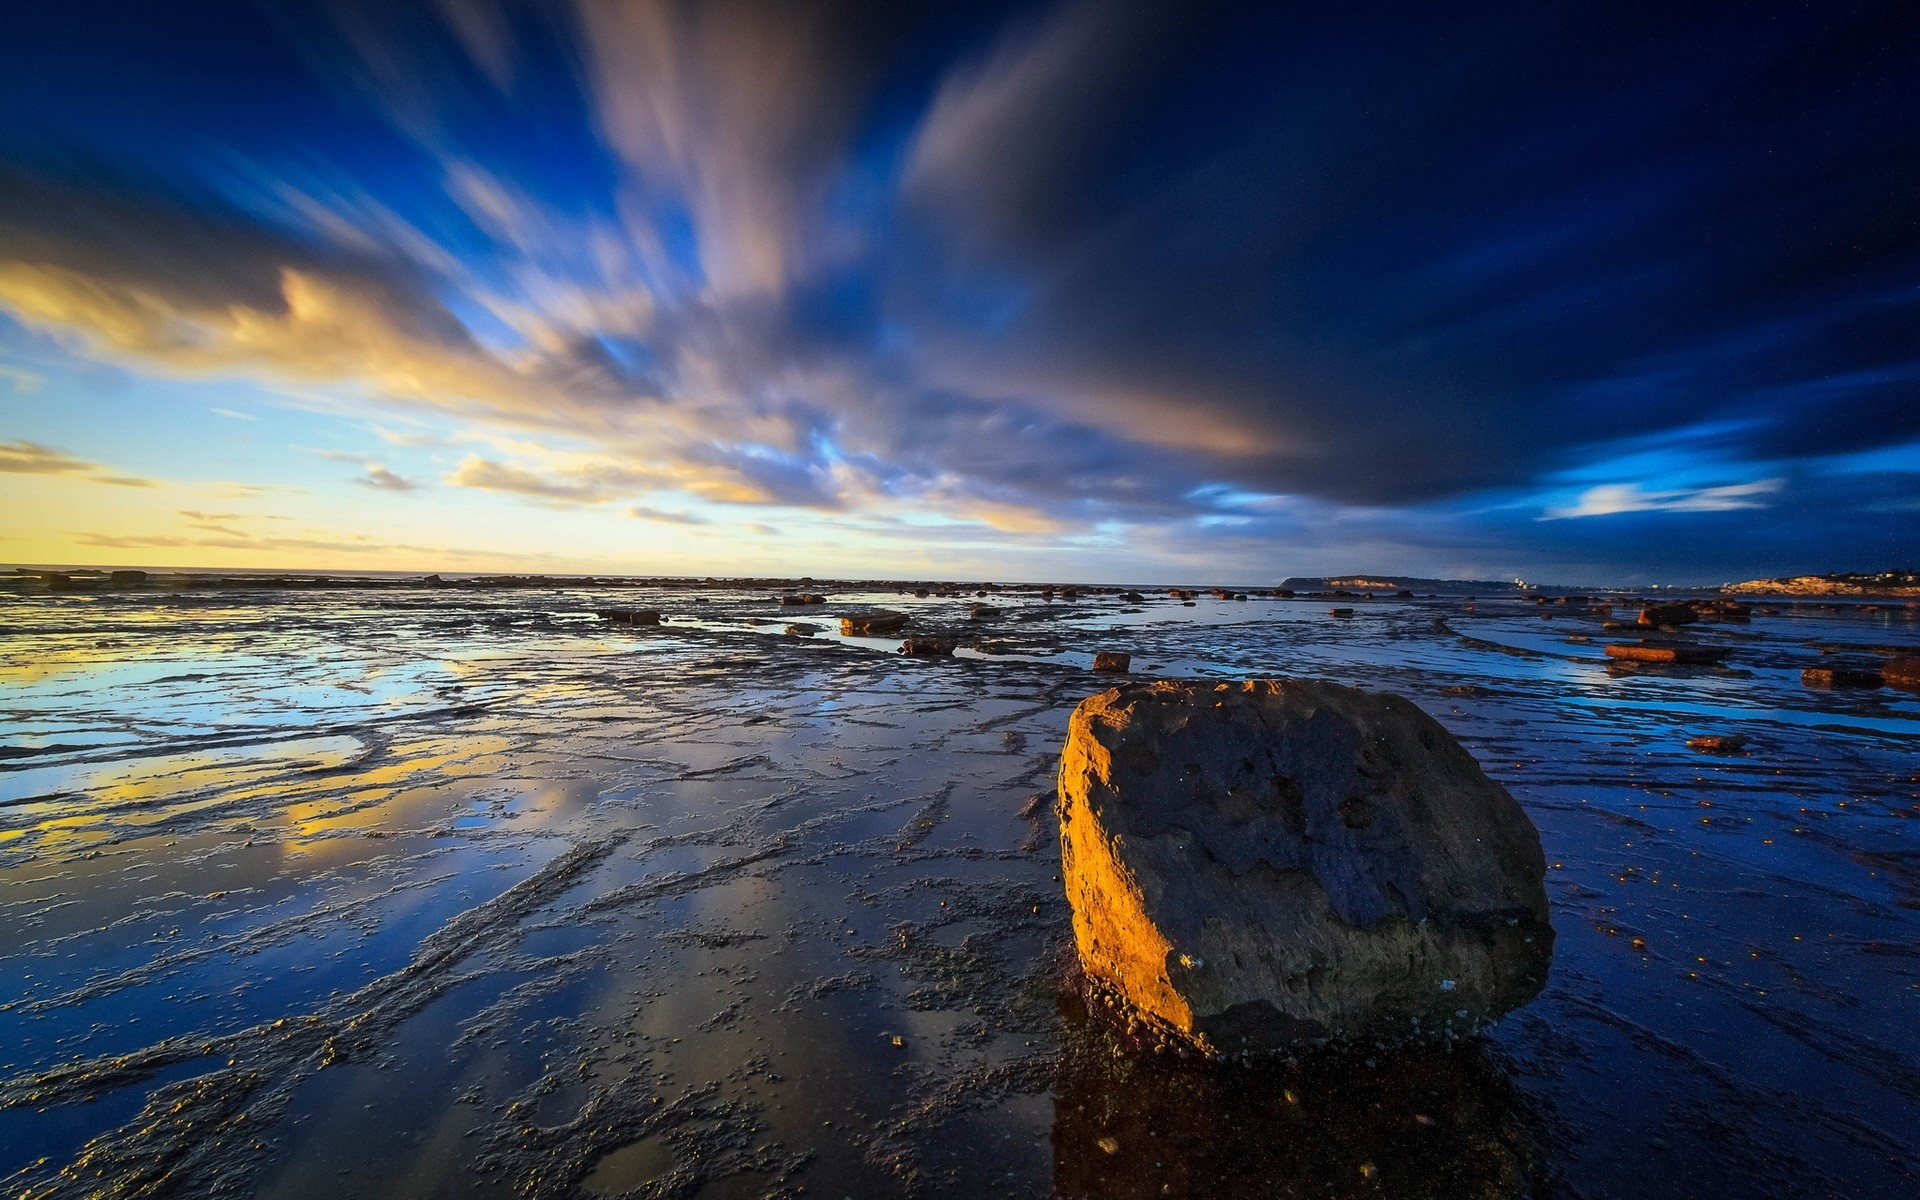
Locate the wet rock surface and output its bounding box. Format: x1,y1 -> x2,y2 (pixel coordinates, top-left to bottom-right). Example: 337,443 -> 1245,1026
1057,679 -> 1553,1052
1,579 -> 1916,1198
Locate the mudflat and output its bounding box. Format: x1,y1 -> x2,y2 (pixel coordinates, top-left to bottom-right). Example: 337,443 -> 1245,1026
1,580 -> 1916,1198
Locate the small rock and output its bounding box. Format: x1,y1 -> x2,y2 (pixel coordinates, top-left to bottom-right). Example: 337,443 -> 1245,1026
597,608 -> 661,626
842,612 -> 909,636
777,592 -> 826,605
969,604 -> 999,620
899,636 -> 955,657
1637,603 -> 1698,627
784,623 -> 820,636
1686,734 -> 1748,754
1329,607 -> 1354,618
1882,657 -> 1920,691
1604,643 -> 1727,664
1802,666 -> 1882,689
1091,651 -> 1131,673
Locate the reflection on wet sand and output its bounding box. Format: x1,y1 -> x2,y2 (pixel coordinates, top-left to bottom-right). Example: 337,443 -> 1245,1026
1052,992 -> 1542,1200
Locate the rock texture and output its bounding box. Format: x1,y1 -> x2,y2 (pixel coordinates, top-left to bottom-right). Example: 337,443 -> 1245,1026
1057,679 -> 1553,1053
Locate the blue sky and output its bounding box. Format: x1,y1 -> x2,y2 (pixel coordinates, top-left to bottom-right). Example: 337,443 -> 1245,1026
1,0 -> 1916,584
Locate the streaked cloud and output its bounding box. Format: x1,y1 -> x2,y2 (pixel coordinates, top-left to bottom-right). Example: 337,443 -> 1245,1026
1543,479 -> 1784,520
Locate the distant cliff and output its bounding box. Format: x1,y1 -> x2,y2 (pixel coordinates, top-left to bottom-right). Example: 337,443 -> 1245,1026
1723,571 -> 1920,597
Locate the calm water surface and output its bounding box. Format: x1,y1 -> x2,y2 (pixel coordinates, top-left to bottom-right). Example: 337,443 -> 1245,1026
2,584 -> 1916,1198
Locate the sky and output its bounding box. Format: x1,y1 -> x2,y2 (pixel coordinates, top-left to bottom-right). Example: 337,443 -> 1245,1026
1,1 -> 1917,586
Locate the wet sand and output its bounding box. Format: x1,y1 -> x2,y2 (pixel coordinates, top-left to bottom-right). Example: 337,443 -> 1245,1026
1,582 -> 1916,1198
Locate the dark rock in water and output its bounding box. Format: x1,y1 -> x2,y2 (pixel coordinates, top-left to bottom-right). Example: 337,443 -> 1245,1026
1057,679 -> 1553,1052
108,570 -> 148,589
1883,657 -> 1920,691
899,635 -> 954,657
842,611 -> 908,636
1122,591 -> 1145,603
1604,643 -> 1727,664
777,592 -> 826,606
969,604 -> 999,620
1802,666 -> 1882,689
784,622 -> 820,636
1329,607 -> 1354,618
1274,588 -> 1295,598
1092,651 -> 1131,673
1638,603 -> 1698,627
1396,589 -> 1415,598
596,608 -> 660,625
1686,734 -> 1748,754
43,573 -> 78,592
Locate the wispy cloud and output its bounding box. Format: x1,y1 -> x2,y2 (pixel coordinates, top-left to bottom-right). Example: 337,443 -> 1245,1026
626,505 -> 707,526
311,448 -> 419,492
0,439 -> 155,487
0,364 -> 42,393
444,456 -> 624,504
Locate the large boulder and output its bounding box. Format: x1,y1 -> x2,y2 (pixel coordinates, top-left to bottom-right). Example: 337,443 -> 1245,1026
1057,679 -> 1553,1053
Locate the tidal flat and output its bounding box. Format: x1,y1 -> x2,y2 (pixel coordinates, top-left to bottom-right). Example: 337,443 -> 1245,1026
1,581 -> 1916,1199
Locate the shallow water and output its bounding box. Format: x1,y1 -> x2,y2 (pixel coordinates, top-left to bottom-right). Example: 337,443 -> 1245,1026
2,583 -> 1917,1198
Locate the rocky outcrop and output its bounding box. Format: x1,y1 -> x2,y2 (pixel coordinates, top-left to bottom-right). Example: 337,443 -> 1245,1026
1725,573 -> 1920,598
1091,651 -> 1131,673
1057,679 -> 1552,1054
900,636 -> 955,657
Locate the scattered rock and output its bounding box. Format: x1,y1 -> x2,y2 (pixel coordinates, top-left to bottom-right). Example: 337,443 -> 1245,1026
1122,592 -> 1145,603
842,612 -> 909,636
969,604 -> 999,620
1092,651 -> 1131,673
1057,679 -> 1553,1052
1603,643 -> 1728,664
1686,734 -> 1748,754
900,636 -> 955,657
1801,666 -> 1883,689
108,570 -> 148,589
1329,608 -> 1354,618
784,623 -> 820,636
778,593 -> 826,606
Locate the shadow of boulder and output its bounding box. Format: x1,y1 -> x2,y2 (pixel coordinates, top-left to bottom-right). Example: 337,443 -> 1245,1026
1051,992 -> 1550,1199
